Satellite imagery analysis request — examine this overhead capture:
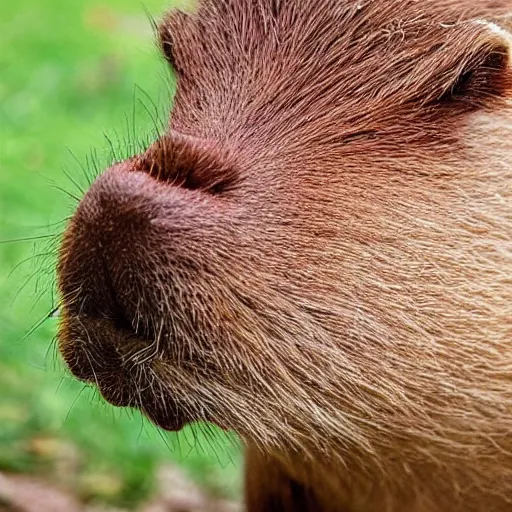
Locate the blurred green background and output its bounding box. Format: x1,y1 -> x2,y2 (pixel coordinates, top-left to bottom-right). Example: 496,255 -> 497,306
0,0 -> 241,508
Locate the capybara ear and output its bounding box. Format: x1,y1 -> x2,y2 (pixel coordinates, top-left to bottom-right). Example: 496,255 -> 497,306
430,19 -> 511,110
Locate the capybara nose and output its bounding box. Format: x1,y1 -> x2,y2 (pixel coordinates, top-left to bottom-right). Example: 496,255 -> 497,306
57,140 -> 237,336
57,161 -> 166,322
57,131 -> 238,325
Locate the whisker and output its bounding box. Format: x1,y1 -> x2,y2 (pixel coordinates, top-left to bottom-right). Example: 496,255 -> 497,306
30,286 -> 53,314
18,307 -> 56,343
0,233 -> 58,244
135,87 -> 165,142
50,184 -> 81,203
64,383 -> 89,425
66,147 -> 95,187
155,423 -> 177,453
77,317 -> 102,391
62,167 -> 86,196
7,250 -> 56,279
46,335 -> 61,372
103,131 -> 119,163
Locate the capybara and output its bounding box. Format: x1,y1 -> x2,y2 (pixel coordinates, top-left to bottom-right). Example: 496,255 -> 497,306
56,1 -> 512,511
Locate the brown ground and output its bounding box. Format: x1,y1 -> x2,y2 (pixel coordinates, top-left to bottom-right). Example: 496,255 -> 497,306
0,467 -> 241,512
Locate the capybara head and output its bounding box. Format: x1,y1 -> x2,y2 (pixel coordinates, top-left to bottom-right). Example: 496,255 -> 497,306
57,1 -> 512,510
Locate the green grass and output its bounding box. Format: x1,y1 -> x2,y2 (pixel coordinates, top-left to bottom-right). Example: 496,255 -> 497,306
0,0 -> 241,507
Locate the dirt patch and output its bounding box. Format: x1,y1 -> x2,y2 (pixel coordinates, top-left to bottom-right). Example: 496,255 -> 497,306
0,467 -> 241,512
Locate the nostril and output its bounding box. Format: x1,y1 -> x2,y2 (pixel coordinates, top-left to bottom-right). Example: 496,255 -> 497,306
137,131 -> 237,195
111,303 -> 135,334
99,260 -> 139,336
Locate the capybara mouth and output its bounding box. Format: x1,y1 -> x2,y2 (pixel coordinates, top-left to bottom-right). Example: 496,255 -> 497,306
58,309 -> 188,432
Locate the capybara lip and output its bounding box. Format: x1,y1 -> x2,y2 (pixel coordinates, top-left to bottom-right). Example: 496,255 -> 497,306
140,403 -> 187,432
58,310 -> 191,429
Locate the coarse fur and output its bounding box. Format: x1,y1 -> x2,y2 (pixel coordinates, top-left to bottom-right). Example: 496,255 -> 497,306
57,1 -> 512,511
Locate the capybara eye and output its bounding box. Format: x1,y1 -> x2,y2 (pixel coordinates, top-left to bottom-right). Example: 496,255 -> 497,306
160,37 -> 180,74
439,48 -> 509,105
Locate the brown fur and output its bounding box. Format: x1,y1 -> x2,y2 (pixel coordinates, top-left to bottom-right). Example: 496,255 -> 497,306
56,1 -> 512,511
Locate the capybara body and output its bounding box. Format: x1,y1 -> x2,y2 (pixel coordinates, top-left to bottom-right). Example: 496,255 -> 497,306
56,1 -> 512,511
